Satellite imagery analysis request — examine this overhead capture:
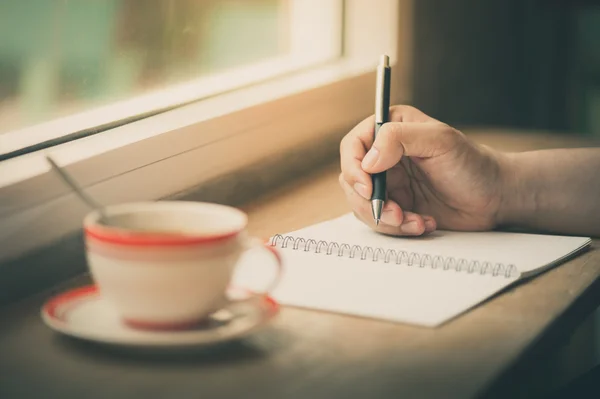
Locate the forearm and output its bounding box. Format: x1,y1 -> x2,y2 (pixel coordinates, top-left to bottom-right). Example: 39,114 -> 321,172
498,148 -> 600,236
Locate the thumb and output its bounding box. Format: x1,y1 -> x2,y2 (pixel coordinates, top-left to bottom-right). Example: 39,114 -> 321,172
361,121 -> 459,173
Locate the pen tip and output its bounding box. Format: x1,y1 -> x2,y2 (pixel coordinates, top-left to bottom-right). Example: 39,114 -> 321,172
380,54 -> 389,67
371,199 -> 384,226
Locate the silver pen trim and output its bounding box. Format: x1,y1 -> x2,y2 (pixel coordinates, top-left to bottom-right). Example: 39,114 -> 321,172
371,199 -> 384,225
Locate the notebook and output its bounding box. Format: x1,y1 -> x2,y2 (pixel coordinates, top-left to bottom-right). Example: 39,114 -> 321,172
233,213 -> 591,327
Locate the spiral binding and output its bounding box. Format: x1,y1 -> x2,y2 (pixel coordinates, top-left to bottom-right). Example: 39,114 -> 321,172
269,234 -> 518,278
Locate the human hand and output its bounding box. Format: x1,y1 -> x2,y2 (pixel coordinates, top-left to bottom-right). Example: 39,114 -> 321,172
339,105 -> 506,236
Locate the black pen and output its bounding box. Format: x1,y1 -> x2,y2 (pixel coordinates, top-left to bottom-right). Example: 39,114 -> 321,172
371,54 -> 391,225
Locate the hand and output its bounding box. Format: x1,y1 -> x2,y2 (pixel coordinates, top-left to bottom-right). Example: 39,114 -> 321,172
339,105 -> 506,236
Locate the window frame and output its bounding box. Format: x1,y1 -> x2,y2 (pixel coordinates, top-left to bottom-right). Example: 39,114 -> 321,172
0,0 -> 411,265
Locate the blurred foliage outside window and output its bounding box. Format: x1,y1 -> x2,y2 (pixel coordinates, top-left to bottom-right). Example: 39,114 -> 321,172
0,0 -> 287,135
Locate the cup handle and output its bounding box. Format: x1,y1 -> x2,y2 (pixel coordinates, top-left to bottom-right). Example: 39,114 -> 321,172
228,237 -> 284,304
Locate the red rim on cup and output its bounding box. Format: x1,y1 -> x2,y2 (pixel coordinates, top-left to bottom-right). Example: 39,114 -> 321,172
83,201 -> 248,246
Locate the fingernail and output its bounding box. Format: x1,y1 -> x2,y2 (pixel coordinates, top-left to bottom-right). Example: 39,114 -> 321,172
381,211 -> 401,226
353,183 -> 370,199
400,221 -> 421,234
424,218 -> 436,231
362,147 -> 380,169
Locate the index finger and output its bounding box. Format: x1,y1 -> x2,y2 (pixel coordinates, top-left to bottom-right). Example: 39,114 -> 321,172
339,115 -> 374,189
345,105 -> 439,158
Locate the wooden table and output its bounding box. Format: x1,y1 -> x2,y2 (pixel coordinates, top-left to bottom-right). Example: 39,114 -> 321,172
1,130 -> 599,399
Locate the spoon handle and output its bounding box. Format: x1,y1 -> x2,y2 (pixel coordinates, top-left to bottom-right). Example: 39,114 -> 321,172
45,156 -> 109,222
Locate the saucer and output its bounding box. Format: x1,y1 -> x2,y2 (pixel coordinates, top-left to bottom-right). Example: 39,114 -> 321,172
41,285 -> 279,350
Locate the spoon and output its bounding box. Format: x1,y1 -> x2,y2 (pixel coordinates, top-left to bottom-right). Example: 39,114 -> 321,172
45,155 -> 112,226
45,156 -> 185,236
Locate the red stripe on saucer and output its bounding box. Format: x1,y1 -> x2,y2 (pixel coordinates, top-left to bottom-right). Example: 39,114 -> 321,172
43,285 -> 98,322
42,285 -> 280,329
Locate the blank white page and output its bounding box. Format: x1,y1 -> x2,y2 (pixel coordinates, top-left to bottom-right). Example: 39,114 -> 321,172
234,247 -> 517,326
232,214 -> 590,327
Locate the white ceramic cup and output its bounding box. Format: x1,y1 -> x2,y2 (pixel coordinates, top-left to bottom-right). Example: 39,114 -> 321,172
83,201 -> 282,330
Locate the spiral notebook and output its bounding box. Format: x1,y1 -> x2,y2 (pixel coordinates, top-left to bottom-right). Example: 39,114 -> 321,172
234,213 -> 591,327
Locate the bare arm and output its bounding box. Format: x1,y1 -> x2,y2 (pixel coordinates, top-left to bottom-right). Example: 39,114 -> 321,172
499,148 -> 600,237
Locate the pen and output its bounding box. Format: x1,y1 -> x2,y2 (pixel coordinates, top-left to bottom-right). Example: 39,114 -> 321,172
371,54 -> 391,225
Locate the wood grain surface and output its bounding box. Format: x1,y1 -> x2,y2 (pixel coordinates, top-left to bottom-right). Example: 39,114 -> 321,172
1,130 -> 599,399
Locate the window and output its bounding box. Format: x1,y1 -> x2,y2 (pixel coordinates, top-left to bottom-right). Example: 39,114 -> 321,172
1,0 -> 341,157
0,0 -> 407,265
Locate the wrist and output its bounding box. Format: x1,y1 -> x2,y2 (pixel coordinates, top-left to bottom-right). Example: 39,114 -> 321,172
495,152 -> 537,228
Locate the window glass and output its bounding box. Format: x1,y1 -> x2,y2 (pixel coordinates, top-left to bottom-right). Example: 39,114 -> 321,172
0,0 -> 288,135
